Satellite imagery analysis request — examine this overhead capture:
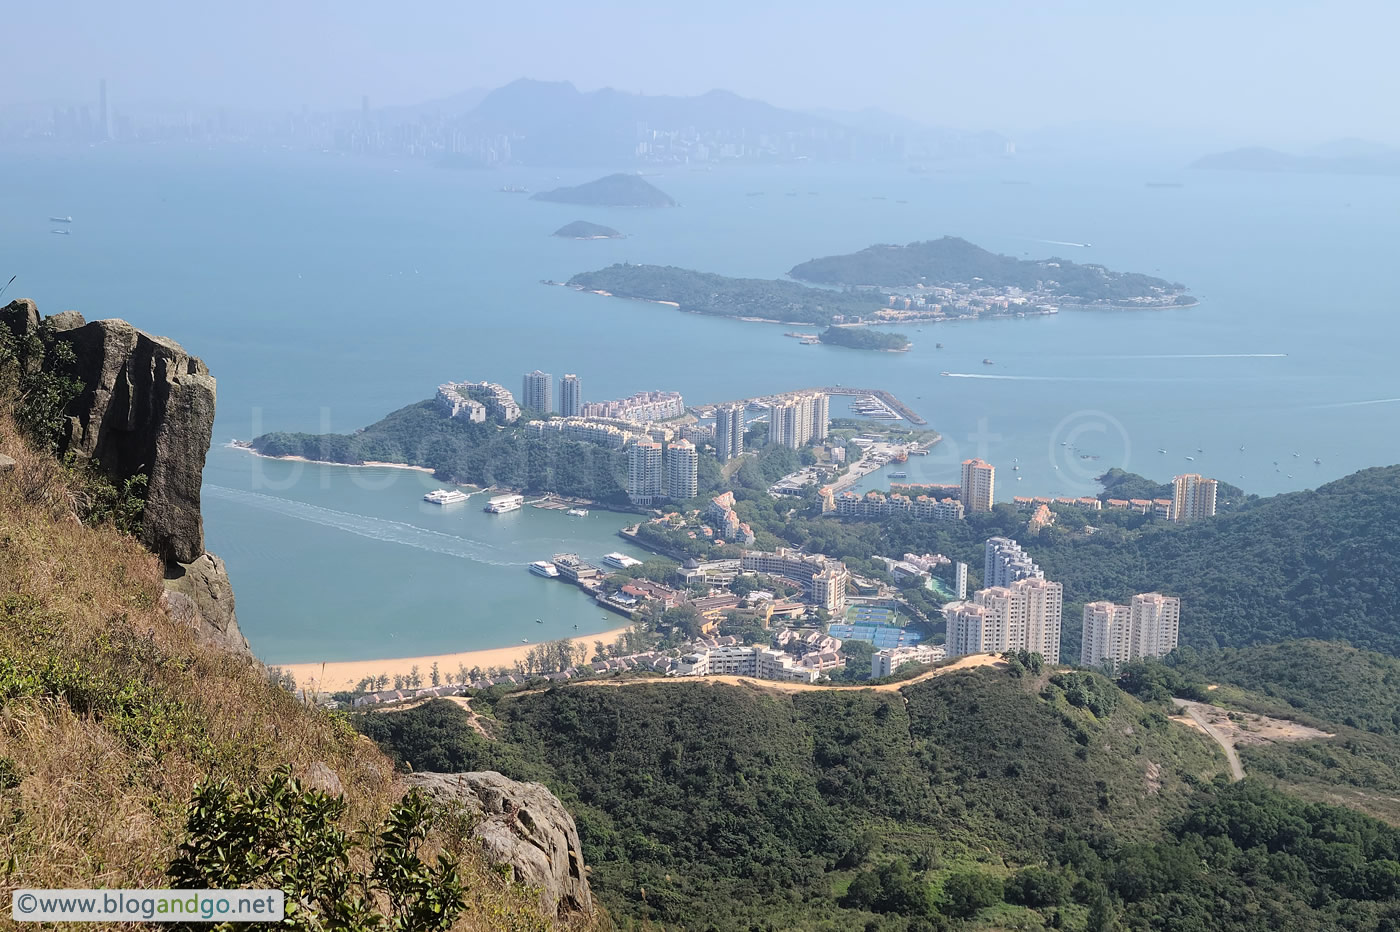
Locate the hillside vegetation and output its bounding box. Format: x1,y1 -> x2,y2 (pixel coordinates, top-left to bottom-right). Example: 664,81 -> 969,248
0,408 -> 585,930
252,401 -> 635,506
359,667 -> 1290,930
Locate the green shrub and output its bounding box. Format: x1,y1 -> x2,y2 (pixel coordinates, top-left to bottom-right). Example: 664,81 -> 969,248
168,770 -> 465,931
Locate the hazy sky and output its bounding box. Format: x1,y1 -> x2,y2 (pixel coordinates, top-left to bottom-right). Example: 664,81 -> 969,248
9,0 -> 1397,144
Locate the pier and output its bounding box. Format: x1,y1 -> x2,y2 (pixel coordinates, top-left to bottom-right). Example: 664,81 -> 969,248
695,387 -> 926,425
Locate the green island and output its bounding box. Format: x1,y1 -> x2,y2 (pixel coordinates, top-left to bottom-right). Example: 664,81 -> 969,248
532,172 -> 677,207
552,219 -> 623,239
564,238 -> 1194,344
788,236 -> 1195,308
820,324 -> 911,351
566,263 -> 892,325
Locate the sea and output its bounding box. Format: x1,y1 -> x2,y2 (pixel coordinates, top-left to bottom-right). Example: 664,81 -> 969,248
3,144 -> 1397,663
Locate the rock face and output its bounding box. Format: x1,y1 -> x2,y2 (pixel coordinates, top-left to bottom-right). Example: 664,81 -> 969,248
55,318 -> 216,564
162,553 -> 250,659
5,300 -> 247,665
404,771 -> 593,919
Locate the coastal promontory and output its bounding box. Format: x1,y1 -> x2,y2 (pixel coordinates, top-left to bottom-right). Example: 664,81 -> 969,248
553,220 -> 623,239
789,236 -> 1194,308
533,173 -> 676,207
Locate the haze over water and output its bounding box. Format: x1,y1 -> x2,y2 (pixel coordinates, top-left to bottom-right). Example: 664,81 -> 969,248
4,146 -> 1396,662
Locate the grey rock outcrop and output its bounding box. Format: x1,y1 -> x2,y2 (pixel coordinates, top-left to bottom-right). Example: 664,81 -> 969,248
162,553 -> 250,659
6,300 -> 248,666
0,452 -> 15,473
1,298 -> 40,340
404,771 -> 593,919
47,310 -> 86,332
55,318 -> 216,564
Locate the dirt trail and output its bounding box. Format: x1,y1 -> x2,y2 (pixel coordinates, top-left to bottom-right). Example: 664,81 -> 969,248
1174,700 -> 1245,781
368,694 -> 491,738
504,653 -> 1004,700
1171,698 -> 1334,782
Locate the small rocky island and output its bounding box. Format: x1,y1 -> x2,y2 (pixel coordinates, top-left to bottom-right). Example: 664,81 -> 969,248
553,220 -> 623,239
533,173 -> 676,207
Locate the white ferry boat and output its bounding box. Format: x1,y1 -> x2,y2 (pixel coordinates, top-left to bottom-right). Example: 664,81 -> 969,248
423,489 -> 468,505
566,508 -> 589,517
484,493 -> 524,514
529,560 -> 560,578
602,552 -> 642,569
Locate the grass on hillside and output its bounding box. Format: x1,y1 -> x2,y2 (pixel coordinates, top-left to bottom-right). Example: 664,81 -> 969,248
0,408 -> 591,930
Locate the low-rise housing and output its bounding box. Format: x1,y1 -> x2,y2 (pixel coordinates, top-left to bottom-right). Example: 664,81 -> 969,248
835,490 -> 964,521
582,390 -> 685,423
872,644 -> 946,678
675,645 -> 821,683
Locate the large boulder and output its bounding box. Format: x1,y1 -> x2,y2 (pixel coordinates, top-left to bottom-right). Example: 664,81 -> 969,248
1,298 -> 40,340
162,552 -> 251,660
56,319 -> 215,564
404,771 -> 593,919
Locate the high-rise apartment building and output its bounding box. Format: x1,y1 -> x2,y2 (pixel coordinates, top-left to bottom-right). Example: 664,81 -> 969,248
1080,593 -> 1181,667
559,374 -> 582,417
984,537 -> 1043,589
955,561 -> 968,599
960,458 -> 996,513
944,576 -> 1063,663
715,404 -> 746,462
767,393 -> 829,449
666,439 -> 699,501
627,442 -> 664,505
521,370 -> 553,414
1171,474 -> 1218,523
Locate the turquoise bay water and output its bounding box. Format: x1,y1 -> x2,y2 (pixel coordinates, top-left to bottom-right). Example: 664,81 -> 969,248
3,145 -> 1397,662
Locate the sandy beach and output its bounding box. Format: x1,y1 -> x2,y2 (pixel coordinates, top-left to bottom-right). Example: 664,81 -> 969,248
230,442 -> 438,475
280,625 -> 633,693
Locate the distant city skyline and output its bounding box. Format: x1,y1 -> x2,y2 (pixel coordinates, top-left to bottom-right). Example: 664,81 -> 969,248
5,2 -> 1399,147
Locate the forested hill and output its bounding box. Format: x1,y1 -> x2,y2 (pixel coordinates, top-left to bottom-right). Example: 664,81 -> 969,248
1032,465 -> 1400,653
358,667 -> 1400,931
788,236 -> 1193,305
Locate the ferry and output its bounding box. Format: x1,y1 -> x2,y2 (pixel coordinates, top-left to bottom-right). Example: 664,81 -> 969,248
982,358 -> 994,365
566,508 -> 589,517
49,216 -> 73,223
484,493 -> 524,513
602,552 -> 642,569
529,560 -> 560,578
498,185 -> 529,194
423,488 -> 468,505
50,230 -> 71,235
888,471 -> 908,479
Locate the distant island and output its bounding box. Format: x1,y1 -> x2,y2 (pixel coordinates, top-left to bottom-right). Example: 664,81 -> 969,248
789,236 -> 1194,309
563,237 -> 1192,342
819,325 -> 910,352
1191,145 -> 1400,177
532,173 -> 677,207
553,220 -> 623,239
565,264 -> 886,327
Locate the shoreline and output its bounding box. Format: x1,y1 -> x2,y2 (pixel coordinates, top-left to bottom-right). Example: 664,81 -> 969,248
278,625 -> 633,693
229,442 -> 439,476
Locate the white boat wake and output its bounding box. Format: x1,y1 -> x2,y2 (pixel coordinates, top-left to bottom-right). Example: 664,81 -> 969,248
203,485 -> 517,566
1307,397 -> 1400,410
1096,353 -> 1288,359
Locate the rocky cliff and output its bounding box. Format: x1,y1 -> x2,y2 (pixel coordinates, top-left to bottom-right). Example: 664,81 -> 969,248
1,299 -> 248,658
405,771 -> 594,920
